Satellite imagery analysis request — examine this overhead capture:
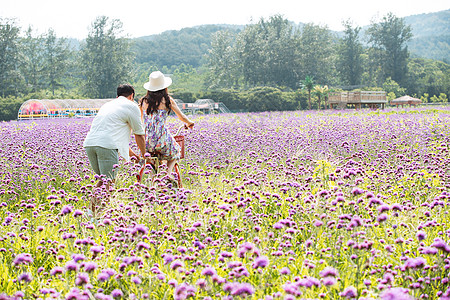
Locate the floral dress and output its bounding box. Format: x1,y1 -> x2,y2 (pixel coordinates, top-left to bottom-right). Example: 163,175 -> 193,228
143,109 -> 181,160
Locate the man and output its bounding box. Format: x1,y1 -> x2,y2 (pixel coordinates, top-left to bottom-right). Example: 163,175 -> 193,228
83,84 -> 146,213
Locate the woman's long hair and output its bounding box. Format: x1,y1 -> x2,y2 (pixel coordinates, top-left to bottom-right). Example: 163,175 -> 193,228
140,89 -> 172,115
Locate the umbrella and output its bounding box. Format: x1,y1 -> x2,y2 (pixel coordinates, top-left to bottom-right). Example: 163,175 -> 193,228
390,95 -> 422,106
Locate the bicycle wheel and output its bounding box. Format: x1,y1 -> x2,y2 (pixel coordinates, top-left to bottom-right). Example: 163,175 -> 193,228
173,163 -> 182,188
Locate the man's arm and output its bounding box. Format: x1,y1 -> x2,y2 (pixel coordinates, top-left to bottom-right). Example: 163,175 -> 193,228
134,134 -> 146,158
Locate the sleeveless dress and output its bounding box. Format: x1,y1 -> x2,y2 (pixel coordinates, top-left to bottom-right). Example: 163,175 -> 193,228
142,109 -> 181,160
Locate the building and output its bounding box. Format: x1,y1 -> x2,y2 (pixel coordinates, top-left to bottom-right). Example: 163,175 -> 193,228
328,91 -> 387,109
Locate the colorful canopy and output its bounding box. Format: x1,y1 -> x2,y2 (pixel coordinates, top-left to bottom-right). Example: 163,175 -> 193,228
18,99 -> 114,119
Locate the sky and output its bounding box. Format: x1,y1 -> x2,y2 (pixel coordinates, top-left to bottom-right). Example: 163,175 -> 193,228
1,0 -> 449,39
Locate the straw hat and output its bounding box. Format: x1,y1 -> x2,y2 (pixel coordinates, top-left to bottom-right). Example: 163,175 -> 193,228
143,71 -> 172,92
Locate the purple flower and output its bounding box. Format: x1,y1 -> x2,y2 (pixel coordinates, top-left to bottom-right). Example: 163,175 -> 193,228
377,213 -> 388,222
273,222 -> 283,229
252,256 -> 269,269
283,282 -> 301,296
322,276 -> 337,286
170,260 -> 184,270
279,267 -> 291,275
163,253 -> 175,265
431,238 -> 450,252
13,253 -> 33,266
72,254 -> 86,262
298,277 -> 321,288
421,247 -> 438,255
404,257 -> 426,269
61,205 -> 73,215
73,209 -> 83,217
110,289 -> 124,298
136,242 -> 150,251
97,272 -> 110,282
17,272 -> 32,282
83,261 -> 97,272
65,261 -> 78,272
134,224 -> 148,235
50,266 -> 64,276
75,272 -> 89,286
416,231 -> 426,241
380,288 -> 414,300
319,266 -> 338,278
229,282 -> 255,297
340,286 -> 357,299
201,267 -> 216,276
313,220 -> 323,227
65,288 -> 85,300
174,283 -> 196,300
90,246 -> 104,255
131,276 -> 142,284
351,187 -> 364,195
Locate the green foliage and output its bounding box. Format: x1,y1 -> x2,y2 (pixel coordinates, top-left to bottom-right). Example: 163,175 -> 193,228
406,58 -> 450,97
205,30 -> 240,89
336,20 -> 364,86
430,93 -> 448,103
367,13 -> 413,85
383,77 -> 406,98
0,19 -> 25,97
0,97 -> 23,121
132,25 -> 241,68
80,16 -> 132,98
405,10 -> 449,62
200,89 -> 244,111
244,86 -> 297,112
297,23 -> 337,85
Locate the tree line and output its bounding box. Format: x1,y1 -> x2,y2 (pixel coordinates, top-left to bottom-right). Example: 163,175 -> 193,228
0,13 -> 449,120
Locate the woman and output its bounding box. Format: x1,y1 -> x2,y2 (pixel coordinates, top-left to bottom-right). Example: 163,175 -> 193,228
140,71 -> 194,181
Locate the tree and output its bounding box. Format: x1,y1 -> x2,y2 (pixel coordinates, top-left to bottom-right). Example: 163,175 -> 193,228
0,18 -> 22,97
206,30 -> 239,89
300,76 -> 315,110
336,20 -> 363,87
367,13 -> 413,85
42,29 -> 72,95
19,26 -> 45,93
383,77 -> 405,99
80,16 -> 132,98
297,23 -> 336,85
235,15 -> 300,89
312,85 -> 330,110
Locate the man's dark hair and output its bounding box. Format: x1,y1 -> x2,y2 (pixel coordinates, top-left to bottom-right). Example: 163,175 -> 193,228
117,84 -> 135,98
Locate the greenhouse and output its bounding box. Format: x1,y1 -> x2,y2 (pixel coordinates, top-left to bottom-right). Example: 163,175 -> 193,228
17,98 -> 114,120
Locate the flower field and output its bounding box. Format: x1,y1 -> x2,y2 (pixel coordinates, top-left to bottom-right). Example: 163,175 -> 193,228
0,108 -> 450,300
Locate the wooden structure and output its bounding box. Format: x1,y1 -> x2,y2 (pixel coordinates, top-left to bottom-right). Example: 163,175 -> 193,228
328,91 -> 387,110
391,95 -> 421,107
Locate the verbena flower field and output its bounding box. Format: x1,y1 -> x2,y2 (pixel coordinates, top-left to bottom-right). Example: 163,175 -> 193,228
0,108 -> 449,300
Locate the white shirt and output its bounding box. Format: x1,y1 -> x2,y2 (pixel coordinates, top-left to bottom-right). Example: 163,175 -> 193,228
83,96 -> 145,161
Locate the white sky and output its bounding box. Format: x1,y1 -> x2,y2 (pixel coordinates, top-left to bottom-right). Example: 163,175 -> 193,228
1,0 -> 448,39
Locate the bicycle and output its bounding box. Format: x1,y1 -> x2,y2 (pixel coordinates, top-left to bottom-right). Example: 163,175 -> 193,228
136,125 -> 187,188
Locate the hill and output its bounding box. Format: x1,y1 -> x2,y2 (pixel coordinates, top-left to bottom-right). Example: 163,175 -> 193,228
130,9 -> 449,68
404,9 -> 450,62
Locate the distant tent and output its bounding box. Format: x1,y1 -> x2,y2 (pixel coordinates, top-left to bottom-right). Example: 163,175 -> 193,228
390,95 -> 422,107
176,99 -> 231,114
18,99 -> 114,120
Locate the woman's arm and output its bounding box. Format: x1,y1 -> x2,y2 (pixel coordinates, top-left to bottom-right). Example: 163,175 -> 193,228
170,97 -> 194,127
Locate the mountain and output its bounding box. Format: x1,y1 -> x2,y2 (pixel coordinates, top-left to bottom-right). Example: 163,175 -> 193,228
404,9 -> 450,62
130,10 -> 449,67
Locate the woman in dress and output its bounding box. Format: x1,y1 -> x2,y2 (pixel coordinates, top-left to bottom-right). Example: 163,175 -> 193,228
140,71 -> 194,180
